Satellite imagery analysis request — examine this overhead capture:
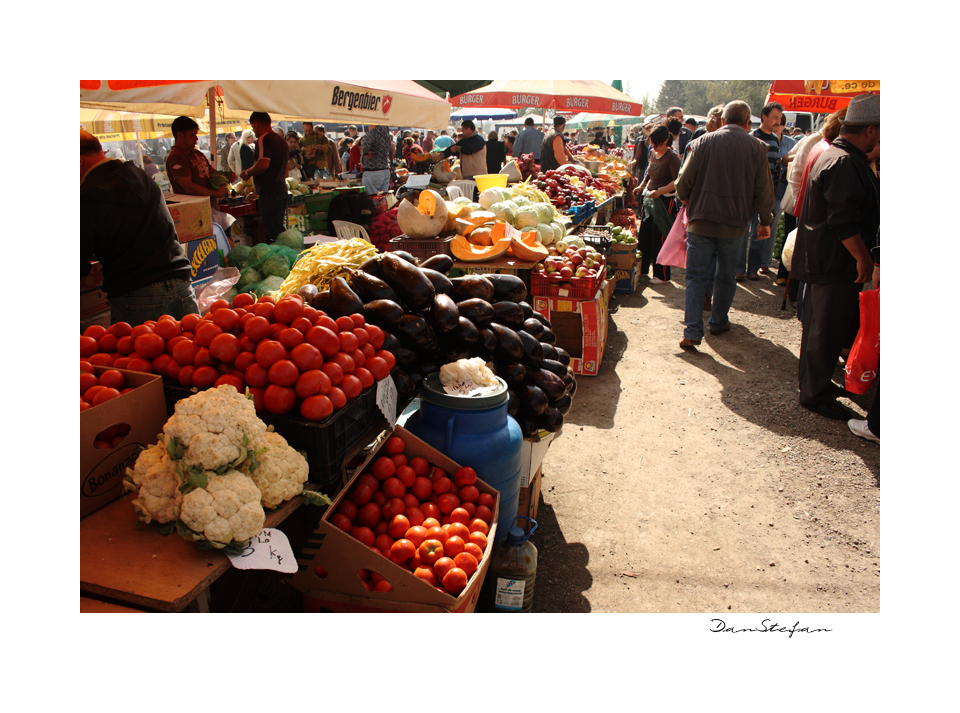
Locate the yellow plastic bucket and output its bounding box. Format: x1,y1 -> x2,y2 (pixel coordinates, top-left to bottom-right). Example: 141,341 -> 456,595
474,174 -> 509,192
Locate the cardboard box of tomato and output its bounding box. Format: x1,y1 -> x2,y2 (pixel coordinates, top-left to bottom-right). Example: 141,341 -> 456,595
80,366 -> 167,519
289,425 -> 499,613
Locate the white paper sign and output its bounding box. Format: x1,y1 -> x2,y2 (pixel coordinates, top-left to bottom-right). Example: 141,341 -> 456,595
377,375 -> 399,428
227,528 -> 297,573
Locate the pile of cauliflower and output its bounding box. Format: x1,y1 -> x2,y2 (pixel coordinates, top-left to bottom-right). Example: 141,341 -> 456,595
124,385 -> 315,551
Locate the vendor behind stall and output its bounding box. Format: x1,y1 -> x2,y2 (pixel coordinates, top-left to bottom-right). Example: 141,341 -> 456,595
81,130 -> 199,324
241,112 -> 290,244
165,116 -> 234,205
442,120 -> 487,180
300,122 -> 332,178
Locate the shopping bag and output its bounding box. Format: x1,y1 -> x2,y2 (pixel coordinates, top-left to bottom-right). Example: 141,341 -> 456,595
844,288 -> 880,394
781,228 -> 798,271
656,205 -> 687,269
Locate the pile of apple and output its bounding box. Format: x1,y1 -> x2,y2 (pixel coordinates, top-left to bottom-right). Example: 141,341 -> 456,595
330,435 -> 495,598
537,240 -> 605,282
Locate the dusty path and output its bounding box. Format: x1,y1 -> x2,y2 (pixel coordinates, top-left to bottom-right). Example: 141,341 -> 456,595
529,266 -> 880,613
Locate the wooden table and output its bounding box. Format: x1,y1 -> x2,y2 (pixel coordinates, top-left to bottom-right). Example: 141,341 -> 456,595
80,493 -> 306,613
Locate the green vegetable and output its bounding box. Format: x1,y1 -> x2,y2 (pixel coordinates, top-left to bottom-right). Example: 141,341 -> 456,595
226,244 -> 253,269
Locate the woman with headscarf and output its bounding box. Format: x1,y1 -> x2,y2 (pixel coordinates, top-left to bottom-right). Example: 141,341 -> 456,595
229,128 -> 257,177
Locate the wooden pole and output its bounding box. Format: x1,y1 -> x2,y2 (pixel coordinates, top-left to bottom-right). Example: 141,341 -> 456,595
208,87 -> 219,169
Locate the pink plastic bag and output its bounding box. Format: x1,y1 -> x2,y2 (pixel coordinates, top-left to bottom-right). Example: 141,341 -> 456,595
844,288 -> 880,394
657,206 -> 687,269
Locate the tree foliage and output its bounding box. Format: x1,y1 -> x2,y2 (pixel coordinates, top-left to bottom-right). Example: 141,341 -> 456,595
655,80 -> 773,117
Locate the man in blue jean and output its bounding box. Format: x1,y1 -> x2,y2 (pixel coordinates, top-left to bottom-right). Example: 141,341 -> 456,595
674,101 -> 775,350
736,101 -> 783,281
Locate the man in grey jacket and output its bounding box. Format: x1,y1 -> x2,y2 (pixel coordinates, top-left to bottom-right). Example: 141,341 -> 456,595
511,117 -> 543,163
675,100 -> 775,350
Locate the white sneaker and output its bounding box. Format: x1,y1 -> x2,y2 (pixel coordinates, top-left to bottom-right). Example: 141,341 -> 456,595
847,418 -> 879,443
650,277 -> 667,284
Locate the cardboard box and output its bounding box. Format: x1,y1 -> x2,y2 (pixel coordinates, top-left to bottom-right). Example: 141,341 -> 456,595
608,240 -> 639,272
289,426 -> 500,613
81,310 -> 112,333
532,281 -> 613,376
613,264 -> 640,294
164,193 -> 213,243
81,367 -> 167,519
183,234 -> 220,283
516,465 -> 542,527
515,430 -> 556,530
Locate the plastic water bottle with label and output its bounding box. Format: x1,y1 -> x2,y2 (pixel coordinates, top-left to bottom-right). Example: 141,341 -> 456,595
490,517 -> 538,613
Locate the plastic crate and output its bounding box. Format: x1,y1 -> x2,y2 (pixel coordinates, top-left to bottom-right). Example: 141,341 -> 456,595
305,192 -> 334,214
219,201 -> 257,217
531,257 -> 607,299
388,234 -> 455,261
288,193 -> 307,206
576,225 -> 613,256
162,381 -> 386,492
309,213 -> 329,233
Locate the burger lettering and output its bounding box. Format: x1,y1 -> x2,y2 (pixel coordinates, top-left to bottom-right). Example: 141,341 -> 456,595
512,94 -> 541,107
786,95 -> 840,111
565,97 -> 589,109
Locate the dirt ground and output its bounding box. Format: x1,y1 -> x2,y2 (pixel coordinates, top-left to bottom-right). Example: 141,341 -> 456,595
526,265 -> 880,613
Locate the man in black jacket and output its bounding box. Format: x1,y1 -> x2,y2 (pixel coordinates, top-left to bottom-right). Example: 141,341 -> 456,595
792,94 -> 880,421
666,107 -> 693,156
81,130 -> 198,325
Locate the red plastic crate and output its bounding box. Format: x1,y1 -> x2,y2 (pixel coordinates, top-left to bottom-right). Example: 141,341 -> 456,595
388,234 -> 455,261
531,257 -> 606,299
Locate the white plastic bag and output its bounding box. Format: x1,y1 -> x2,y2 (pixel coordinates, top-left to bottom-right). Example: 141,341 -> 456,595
781,228 -> 798,272
196,267 -> 240,314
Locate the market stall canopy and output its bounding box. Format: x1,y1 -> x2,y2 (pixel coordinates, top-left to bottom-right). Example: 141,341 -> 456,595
766,80 -> 880,113
415,80 -> 493,99
449,80 -> 642,116
80,80 -> 453,131
563,112 -> 643,129
450,106 -> 517,121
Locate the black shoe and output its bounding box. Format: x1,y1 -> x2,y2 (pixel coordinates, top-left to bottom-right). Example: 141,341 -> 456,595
747,272 -> 760,281
828,383 -> 853,398
735,272 -> 745,282
802,400 -> 855,421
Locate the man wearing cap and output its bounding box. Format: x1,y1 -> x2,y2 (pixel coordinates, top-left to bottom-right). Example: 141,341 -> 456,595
791,93 -> 880,421
539,116 -> 576,173
511,117 -> 543,163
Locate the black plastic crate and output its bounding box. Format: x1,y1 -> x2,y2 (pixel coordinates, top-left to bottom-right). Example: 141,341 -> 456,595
576,225 -> 613,256
163,381 -> 386,492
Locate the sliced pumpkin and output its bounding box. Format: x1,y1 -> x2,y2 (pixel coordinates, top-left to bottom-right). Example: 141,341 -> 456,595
397,189 -> 448,239
510,231 -> 549,263
468,227 -> 494,246
451,235 -> 511,262
455,218 -> 477,236
465,210 -> 497,227
445,201 -> 472,232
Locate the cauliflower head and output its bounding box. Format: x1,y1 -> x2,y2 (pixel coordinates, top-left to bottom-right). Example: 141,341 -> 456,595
179,470 -> 265,547
248,431 -> 309,509
163,386 -> 268,472
128,444 -> 182,525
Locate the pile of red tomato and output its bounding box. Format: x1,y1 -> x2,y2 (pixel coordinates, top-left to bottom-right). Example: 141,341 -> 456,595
330,435 -> 495,598
80,365 -> 135,448
79,292 -> 397,421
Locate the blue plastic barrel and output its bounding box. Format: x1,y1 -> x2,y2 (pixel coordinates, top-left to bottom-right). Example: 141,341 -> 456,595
405,374 -> 523,541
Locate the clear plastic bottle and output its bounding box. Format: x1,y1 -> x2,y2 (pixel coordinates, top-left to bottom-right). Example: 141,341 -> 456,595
490,518 -> 538,613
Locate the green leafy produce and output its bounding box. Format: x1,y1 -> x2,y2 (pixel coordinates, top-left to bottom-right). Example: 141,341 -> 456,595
237,266 -> 262,288
262,254 -> 292,278
275,227 -> 305,252
226,244 -> 253,269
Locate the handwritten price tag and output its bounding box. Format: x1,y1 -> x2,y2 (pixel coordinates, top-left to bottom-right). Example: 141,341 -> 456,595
227,528 -> 297,573
377,375 -> 399,428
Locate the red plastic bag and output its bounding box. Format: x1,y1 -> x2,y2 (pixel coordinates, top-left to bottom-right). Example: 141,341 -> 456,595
844,288 -> 880,394
656,205 -> 687,269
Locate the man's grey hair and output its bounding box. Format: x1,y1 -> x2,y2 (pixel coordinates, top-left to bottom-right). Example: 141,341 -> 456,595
722,101 -> 752,127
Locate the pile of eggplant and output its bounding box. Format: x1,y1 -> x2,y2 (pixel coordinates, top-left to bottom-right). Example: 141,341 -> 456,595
305,250 -> 576,436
